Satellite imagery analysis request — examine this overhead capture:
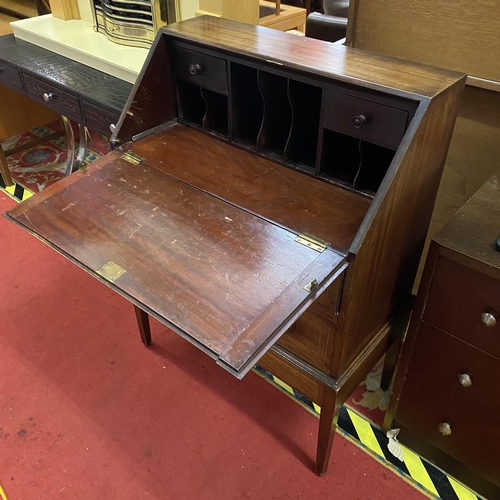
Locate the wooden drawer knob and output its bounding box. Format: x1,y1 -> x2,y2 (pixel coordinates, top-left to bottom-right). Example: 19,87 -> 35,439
189,63 -> 202,75
438,422 -> 452,436
457,373 -> 472,388
352,114 -> 368,129
480,312 -> 497,327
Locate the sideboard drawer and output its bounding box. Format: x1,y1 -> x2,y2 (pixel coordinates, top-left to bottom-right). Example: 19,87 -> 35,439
423,256 -> 500,359
408,322 -> 500,415
0,62 -> 23,93
23,74 -> 83,122
397,377 -> 500,485
82,100 -> 120,137
323,89 -> 408,150
171,43 -> 228,94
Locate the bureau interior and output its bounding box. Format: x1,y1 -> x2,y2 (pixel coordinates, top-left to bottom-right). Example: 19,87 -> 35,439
170,41 -> 417,198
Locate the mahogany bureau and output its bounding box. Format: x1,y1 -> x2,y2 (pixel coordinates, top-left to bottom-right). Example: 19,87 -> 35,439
384,173 -> 500,499
4,16 -> 465,475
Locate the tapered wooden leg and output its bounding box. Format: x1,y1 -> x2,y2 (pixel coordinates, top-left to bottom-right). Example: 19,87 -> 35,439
0,144 -> 13,187
134,305 -> 152,346
315,388 -> 339,476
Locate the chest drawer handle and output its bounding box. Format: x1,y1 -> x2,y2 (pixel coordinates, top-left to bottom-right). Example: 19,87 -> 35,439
438,422 -> 452,436
43,92 -> 55,102
352,114 -> 368,129
457,373 -> 472,388
480,312 -> 497,327
189,63 -> 202,75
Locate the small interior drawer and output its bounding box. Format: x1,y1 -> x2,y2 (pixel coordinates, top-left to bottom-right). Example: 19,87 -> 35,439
323,89 -> 408,150
423,256 -> 500,359
277,303 -> 335,372
0,62 -> 23,93
83,100 -> 120,137
408,322 -> 500,415
396,376 -> 500,485
170,43 -> 227,94
23,74 -> 83,122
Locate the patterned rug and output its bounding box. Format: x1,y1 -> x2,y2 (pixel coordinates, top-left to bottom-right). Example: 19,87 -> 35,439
1,121 -> 110,194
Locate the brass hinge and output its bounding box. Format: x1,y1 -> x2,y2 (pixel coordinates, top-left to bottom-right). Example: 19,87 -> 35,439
295,233 -> 329,253
96,261 -> 126,282
121,151 -> 143,165
304,279 -> 319,292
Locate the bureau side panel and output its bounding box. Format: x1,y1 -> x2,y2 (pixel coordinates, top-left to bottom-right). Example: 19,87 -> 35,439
113,33 -> 177,145
333,79 -> 465,375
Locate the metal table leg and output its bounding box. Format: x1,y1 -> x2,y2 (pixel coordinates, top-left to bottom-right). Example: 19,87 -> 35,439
61,117 -> 88,177
74,123 -> 88,172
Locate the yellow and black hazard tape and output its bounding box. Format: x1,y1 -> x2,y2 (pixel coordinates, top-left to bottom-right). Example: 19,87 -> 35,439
253,365 -> 482,500
0,178 -> 33,203
0,484 -> 8,500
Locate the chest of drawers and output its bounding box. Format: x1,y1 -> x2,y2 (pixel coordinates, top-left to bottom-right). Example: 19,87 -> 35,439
385,173 -> 500,498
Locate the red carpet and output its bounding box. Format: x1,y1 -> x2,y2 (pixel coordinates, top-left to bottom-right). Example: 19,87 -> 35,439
0,192 -> 427,500
1,120 -> 389,428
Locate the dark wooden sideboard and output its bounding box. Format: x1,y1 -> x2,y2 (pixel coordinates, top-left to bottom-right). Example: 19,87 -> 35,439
4,16 -> 465,475
384,173 -> 500,499
0,34 -> 132,136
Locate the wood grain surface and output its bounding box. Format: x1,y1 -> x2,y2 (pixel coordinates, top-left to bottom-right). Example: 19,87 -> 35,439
163,16 -> 462,98
350,0 -> 500,84
114,36 -> 176,145
49,0 -> 80,20
0,83 -> 58,138
5,152 -> 345,377
126,124 -> 371,253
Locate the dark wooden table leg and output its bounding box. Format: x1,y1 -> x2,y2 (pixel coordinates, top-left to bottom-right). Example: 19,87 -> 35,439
380,336 -> 402,391
0,144 -> 13,187
380,304 -> 412,391
315,388 -> 339,476
134,305 -> 152,346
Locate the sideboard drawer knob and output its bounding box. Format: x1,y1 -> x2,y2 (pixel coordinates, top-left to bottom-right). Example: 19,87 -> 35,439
438,422 -> 452,436
189,63 -> 202,75
110,123 -> 116,133
480,312 -> 497,327
457,373 -> 472,388
43,92 -> 55,102
352,114 -> 368,129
